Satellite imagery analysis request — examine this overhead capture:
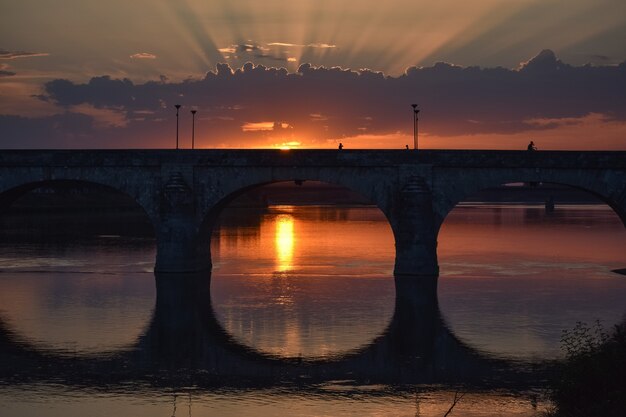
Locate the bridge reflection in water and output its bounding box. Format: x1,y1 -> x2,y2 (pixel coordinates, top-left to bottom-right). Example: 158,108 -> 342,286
0,272 -> 529,388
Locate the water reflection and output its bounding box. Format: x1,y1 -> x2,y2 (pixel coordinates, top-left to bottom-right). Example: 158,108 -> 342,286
438,204 -> 626,359
0,236 -> 155,356
275,213 -> 295,272
0,384 -> 547,417
0,271 -> 547,415
0,272 -> 514,385
212,206 -> 395,275
1,205 -> 623,363
0,203 -> 624,416
0,272 -> 154,355
211,206 -> 397,359
0,276 -> 549,416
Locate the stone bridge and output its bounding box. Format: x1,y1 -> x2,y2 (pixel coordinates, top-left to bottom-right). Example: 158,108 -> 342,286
0,150 -> 624,279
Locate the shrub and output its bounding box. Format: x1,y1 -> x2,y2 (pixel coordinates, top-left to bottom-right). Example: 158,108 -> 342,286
546,320 -> 626,417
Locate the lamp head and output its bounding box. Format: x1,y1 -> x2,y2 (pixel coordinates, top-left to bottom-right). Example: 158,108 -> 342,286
191,109 -> 197,115
175,104 -> 181,110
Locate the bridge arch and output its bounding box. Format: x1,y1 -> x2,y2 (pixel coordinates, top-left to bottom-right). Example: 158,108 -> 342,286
0,178 -> 158,270
0,178 -> 159,229
433,169 -> 626,231
195,167 -> 399,271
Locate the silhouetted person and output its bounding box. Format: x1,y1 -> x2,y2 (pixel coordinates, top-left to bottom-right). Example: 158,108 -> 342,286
527,141 -> 537,151
405,144 -> 409,149
338,142 -> 344,150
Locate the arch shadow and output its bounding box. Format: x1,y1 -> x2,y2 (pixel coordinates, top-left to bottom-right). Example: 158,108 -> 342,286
0,179 -> 158,236
0,272 -> 528,387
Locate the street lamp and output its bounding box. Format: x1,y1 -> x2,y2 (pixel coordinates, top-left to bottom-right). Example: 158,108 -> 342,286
411,104 -> 419,150
175,104 -> 181,149
191,109 -> 197,149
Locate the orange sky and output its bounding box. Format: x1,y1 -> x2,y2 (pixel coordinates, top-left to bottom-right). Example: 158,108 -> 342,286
1,0 -> 625,149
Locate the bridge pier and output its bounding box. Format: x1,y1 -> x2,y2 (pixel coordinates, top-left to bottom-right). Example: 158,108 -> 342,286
154,172 -> 210,273
154,220 -> 211,273
391,176 -> 439,278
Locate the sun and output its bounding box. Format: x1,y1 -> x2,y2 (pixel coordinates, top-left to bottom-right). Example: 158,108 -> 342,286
271,141 -> 302,150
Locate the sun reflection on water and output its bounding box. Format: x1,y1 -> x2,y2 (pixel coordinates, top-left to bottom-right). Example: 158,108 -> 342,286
275,214 -> 295,272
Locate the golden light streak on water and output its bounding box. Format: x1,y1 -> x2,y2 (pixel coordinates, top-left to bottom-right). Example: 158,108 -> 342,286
275,213 -> 295,272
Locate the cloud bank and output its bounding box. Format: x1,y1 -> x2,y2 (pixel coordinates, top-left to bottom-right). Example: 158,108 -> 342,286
1,50 -> 625,148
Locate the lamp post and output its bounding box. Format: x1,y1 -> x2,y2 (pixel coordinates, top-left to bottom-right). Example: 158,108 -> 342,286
191,109 -> 197,149
411,104 -> 419,150
175,104 -> 181,149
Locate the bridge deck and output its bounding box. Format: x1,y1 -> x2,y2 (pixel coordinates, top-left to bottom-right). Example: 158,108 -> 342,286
0,149 -> 624,168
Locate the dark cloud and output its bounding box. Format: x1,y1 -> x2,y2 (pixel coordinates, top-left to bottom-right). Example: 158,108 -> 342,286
0,113 -> 102,148
0,70 -> 16,77
254,54 -> 291,62
2,50 -> 625,147
238,44 -> 262,53
0,112 -> 171,148
589,54 -> 612,62
0,49 -> 49,60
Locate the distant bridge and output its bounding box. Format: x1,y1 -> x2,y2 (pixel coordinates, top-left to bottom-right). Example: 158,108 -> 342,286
0,150 -> 624,279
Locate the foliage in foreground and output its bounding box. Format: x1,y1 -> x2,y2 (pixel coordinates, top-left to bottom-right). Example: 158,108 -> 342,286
545,320 -> 626,417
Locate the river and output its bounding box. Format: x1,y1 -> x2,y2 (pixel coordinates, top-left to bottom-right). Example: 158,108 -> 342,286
0,202 -> 624,416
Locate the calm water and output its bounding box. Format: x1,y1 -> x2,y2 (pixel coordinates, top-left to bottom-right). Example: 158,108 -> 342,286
0,204 -> 624,416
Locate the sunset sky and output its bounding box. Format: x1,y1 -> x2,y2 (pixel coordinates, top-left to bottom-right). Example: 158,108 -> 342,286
1,0 -> 625,149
